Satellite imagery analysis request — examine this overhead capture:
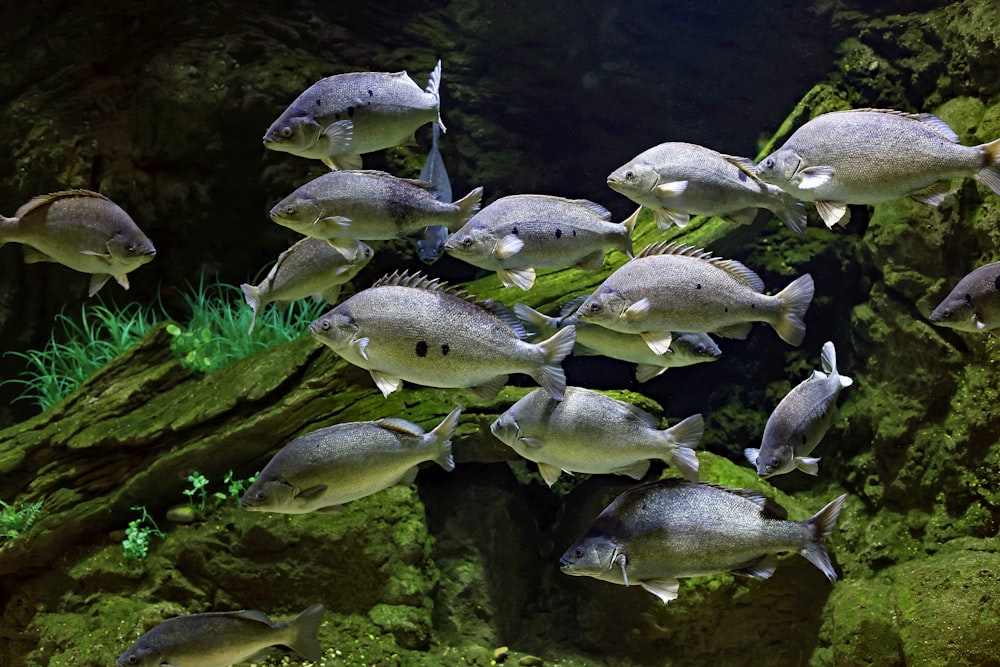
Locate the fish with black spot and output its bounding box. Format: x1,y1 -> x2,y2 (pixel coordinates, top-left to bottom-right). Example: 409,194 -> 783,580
929,260 -> 1000,335
309,271 -> 576,399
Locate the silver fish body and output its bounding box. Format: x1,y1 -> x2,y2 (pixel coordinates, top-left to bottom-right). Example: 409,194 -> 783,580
416,122 -> 452,264
560,480 -> 846,605
240,237 -> 374,334
116,604 -> 324,667
608,141 -> 806,233
744,341 -> 853,478
755,108 -> 1000,227
269,170 -> 481,258
574,242 -> 814,354
241,407 -> 460,513
490,386 -> 702,485
309,271 -> 576,399
263,61 -> 444,170
514,302 -> 721,382
0,189 -> 156,296
929,260 -> 1000,333
444,195 -> 634,290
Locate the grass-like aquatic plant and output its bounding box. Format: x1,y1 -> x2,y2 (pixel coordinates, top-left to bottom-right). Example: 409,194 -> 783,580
4,278 -> 327,411
0,499 -> 43,540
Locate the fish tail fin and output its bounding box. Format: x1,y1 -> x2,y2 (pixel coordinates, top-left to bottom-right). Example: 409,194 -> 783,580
661,413 -> 703,482
427,406 -> 461,471
0,215 -> 18,246
426,59 -> 445,132
533,325 -> 577,400
620,207 -> 639,258
240,283 -> 261,335
513,302 -> 557,338
976,138 -> 1000,196
819,340 -> 854,388
774,193 -> 807,235
773,273 -> 815,346
452,186 -> 483,227
800,494 -> 847,582
286,603 -> 325,661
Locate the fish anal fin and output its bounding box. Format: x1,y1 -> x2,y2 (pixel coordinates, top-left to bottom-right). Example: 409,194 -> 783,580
732,553 -> 779,579
814,200 -> 848,228
370,370 -> 402,396
537,462 -> 565,487
641,578 -> 680,605
469,375 -> 508,400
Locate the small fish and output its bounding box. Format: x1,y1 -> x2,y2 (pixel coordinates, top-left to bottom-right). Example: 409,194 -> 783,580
755,108 -> 1000,227
490,386 -> 702,485
309,271 -> 576,399
263,60 -> 444,170
574,242 -> 814,354
744,341 -> 853,478
242,407 -> 460,513
240,238 -> 374,335
444,195 -> 634,290
269,169 -> 482,260
607,141 -> 806,233
560,479 -> 846,605
0,190 -> 156,296
928,260 -> 1000,334
514,301 -> 721,383
116,603 -> 324,667
416,122 -> 452,265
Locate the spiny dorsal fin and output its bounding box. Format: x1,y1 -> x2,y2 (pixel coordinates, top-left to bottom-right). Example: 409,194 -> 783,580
833,108 -> 959,143
635,242 -> 764,291
15,189 -> 111,219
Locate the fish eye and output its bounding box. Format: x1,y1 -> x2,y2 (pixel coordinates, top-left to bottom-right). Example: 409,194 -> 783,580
461,238 -> 473,248
574,546 -> 585,558
625,171 -> 634,181
320,320 -> 332,331
128,657 -> 138,665
285,205 -> 295,215
763,158 -> 774,169
588,303 -> 601,314
280,126 -> 293,138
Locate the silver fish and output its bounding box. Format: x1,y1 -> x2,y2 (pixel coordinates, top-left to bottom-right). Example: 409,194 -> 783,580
490,387 -> 702,485
269,169 -> 481,260
607,141 -> 806,233
116,603 -> 324,667
574,242 -> 814,354
0,190 -> 156,296
755,108 -> 1000,227
416,122 -> 452,264
309,271 -> 576,399
744,341 -> 853,478
263,60 -> 444,170
444,195 -> 634,290
241,407 -> 460,513
929,260 -> 1000,334
560,480 -> 846,605
514,301 -> 721,383
240,238 -> 374,335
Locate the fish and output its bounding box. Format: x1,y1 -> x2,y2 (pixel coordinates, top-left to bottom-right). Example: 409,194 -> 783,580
115,603 -> 324,667
928,260 -> 1000,334
755,108 -> 1000,228
573,242 -> 814,354
241,407 -> 461,513
514,300 -> 721,382
0,189 -> 156,296
308,271 -> 576,399
560,479 -> 846,605
240,237 -> 374,335
262,60 -> 445,170
744,341 -> 853,478
607,141 -> 807,233
444,194 -> 634,290
416,122 -> 452,265
490,386 -> 702,485
269,169 -> 482,260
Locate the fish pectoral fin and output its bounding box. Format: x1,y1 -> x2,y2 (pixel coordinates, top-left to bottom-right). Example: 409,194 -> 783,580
88,274 -> 112,296
814,200 -> 849,228
796,165 -> 835,190
79,249 -> 113,260
653,207 -> 689,230
493,234 -> 524,259
537,462 -> 565,487
615,460 -> 650,480
113,274 -> 131,290
732,553 -> 779,579
640,330 -> 673,356
296,485 -> 327,500
377,417 -> 425,437
516,436 -> 544,449
622,298 -> 650,322
468,375 -> 508,400
640,578 -> 680,605
319,215 -> 353,231
795,456 -> 821,476
744,448 -> 760,467
498,267 -> 536,290
370,369 -> 402,396
714,322 -> 753,340
351,336 -> 370,360
974,315 -> 987,330
654,180 -> 688,198
322,119 -> 354,154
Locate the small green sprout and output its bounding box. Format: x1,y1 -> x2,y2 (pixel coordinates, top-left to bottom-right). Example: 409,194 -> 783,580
183,472 -> 210,512
223,470 -> 257,500
122,506 -> 164,560
0,499 -> 43,540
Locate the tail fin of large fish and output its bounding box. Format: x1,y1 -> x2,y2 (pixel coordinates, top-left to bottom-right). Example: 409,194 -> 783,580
285,603 -> 325,661
532,325 -> 577,400
427,406 -> 462,471
800,493 -> 847,582
426,59 -> 445,132
240,283 -> 262,335
452,186 -> 484,229
772,273 -> 815,346
661,413 -> 703,482
976,137 -> 1000,196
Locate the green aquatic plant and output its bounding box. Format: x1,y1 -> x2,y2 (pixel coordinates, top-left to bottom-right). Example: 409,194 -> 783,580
182,472 -> 210,513
222,469 -> 257,500
121,506 -> 163,560
0,499 -> 43,540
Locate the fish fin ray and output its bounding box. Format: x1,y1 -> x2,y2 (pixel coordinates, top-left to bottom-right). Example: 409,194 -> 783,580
615,460 -> 650,480
88,274 -> 112,296
634,363 -> 669,383
623,298 -> 650,323
494,234 -> 525,259
714,322 -> 754,339
370,369 -> 402,396
452,186 -> 483,227
469,375 -> 507,400
909,180 -> 952,206
654,207 -> 689,230
640,330 -> 673,355
568,198 -> 612,220
797,165 -> 835,190
287,603 -> 326,662
976,138 -> 1000,196
796,456 -> 821,475
732,553 -> 779,579
377,418 -> 425,436
814,200 -> 849,228
664,413 -> 703,482
773,273 -> 815,346
801,494 -> 847,582
428,406 -> 461,471
537,462 -> 565,487
533,325 -> 576,400
640,578 -> 680,605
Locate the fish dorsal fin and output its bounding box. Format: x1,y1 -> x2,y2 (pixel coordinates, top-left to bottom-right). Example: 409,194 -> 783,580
398,177 -> 440,193
843,108 -> 960,143
559,295 -> 589,319
720,154 -> 762,180
373,270 -> 471,299
614,398 -> 662,428
15,189 -> 110,219
567,198 -> 613,220
702,484 -> 789,520
227,610 -> 274,626
377,417 -> 425,436
636,242 -> 764,291
479,299 -> 529,339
